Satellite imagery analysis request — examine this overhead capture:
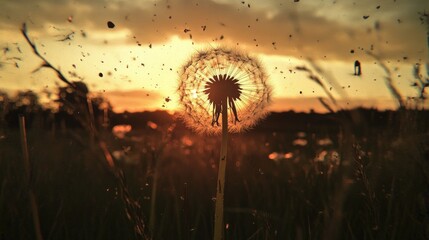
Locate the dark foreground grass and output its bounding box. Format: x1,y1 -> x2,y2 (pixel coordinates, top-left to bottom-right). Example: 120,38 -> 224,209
0,109 -> 428,240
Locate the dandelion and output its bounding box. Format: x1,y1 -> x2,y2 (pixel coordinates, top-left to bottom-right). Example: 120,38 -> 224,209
177,46 -> 271,134
177,46 -> 271,240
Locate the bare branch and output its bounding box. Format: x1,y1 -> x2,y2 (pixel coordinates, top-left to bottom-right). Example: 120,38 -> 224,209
21,23 -> 76,89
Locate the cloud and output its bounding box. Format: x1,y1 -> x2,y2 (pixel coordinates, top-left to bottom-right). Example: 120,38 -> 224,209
102,89 -> 166,112
1,0 -> 427,61
270,96 -> 400,113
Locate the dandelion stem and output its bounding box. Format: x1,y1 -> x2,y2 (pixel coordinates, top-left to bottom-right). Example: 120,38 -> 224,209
214,98 -> 228,240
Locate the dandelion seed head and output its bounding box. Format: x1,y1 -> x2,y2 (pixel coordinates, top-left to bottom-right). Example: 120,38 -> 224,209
177,46 -> 271,134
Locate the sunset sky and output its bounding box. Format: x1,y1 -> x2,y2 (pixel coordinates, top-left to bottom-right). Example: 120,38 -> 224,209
0,0 -> 428,112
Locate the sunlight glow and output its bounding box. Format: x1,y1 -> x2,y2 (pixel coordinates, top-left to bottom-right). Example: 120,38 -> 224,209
268,152 -> 279,160
147,121 -> 158,129
284,152 -> 293,159
112,124 -> 132,138
191,89 -> 198,99
181,136 -> 194,147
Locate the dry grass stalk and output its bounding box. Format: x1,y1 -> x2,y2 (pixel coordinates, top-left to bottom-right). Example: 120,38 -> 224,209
19,115 -> 44,240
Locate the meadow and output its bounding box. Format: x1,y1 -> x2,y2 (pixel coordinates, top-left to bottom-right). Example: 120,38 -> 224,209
1,102 -> 428,240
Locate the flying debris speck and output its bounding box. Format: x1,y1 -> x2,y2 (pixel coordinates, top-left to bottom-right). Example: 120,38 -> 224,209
107,21 -> 115,28
354,60 -> 362,76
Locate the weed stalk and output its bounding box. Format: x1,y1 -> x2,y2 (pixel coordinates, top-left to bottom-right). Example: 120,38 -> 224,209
19,115 -> 44,240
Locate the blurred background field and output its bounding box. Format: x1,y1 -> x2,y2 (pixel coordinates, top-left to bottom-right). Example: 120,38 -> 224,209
1,89 -> 428,239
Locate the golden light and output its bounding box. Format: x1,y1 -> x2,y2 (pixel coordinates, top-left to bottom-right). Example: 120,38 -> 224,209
315,150 -> 328,162
147,121 -> 158,130
191,89 -> 198,99
181,136 -> 194,147
284,152 -> 293,159
293,138 -> 308,146
112,124 -> 132,139
268,152 -> 279,160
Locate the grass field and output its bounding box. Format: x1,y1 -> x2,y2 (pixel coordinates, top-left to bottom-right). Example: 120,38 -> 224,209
0,108 -> 428,240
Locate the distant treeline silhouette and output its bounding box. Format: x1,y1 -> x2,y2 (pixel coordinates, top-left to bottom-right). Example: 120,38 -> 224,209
0,82 -> 109,130
1,82 -> 429,133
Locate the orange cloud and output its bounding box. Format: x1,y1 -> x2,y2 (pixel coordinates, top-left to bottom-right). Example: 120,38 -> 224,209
103,89 -> 164,112
270,96 -> 399,113
1,0 -> 427,61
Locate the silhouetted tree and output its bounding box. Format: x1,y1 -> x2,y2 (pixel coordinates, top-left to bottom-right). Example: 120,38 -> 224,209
91,94 -> 113,129
57,81 -> 89,113
55,81 -> 91,129
55,81 -> 112,129
4,90 -> 42,128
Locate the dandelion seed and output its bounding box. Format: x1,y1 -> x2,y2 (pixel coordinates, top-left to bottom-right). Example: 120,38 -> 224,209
177,46 -> 271,134
191,89 -> 198,99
